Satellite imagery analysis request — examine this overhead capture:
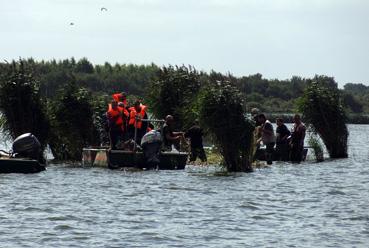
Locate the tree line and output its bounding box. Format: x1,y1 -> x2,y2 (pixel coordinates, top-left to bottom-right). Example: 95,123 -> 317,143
0,59 -> 350,171
1,57 -> 368,115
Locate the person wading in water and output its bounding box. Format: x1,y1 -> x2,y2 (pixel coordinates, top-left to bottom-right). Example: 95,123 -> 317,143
290,114 -> 306,163
257,114 -> 276,165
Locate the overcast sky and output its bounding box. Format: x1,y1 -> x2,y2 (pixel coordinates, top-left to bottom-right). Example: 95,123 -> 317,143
1,0 -> 368,86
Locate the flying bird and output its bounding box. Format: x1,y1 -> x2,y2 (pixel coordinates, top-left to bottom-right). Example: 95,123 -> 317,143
101,7 -> 107,11
70,22 -> 74,26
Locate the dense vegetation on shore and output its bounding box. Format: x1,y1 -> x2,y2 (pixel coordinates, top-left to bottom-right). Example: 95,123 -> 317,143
1,58 -> 368,116
0,58 -> 350,169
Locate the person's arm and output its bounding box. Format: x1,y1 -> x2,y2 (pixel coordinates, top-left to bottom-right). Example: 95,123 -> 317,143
165,132 -> 181,141
172,131 -> 184,137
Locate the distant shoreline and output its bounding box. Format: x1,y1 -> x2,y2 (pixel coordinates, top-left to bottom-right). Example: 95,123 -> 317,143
261,113 -> 369,124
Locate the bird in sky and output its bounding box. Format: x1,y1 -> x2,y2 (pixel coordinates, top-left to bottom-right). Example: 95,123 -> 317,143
101,7 -> 107,11
70,22 -> 74,26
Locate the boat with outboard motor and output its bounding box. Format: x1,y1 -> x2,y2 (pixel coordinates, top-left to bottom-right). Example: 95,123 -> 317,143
0,133 -> 46,174
82,118 -> 188,170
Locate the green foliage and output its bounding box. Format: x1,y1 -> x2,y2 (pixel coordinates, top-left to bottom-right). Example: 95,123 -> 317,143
298,76 -> 348,158
0,60 -> 49,148
75,57 -> 94,74
48,81 -> 99,160
91,93 -> 111,146
342,93 -> 363,113
308,134 -> 324,162
1,58 -> 369,116
147,65 -> 203,129
199,80 -> 255,172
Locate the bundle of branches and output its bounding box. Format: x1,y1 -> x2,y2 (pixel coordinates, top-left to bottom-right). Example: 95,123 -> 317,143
147,65 -> 204,129
91,94 -> 111,146
48,81 -> 99,160
199,80 -> 255,172
0,60 -> 49,148
308,134 -> 324,162
298,76 -> 348,158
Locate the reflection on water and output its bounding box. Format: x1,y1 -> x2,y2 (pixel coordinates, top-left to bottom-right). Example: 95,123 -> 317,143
1,125 -> 369,247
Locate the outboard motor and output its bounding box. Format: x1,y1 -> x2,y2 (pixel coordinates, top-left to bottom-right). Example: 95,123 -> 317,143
141,130 -> 162,169
12,133 -> 43,162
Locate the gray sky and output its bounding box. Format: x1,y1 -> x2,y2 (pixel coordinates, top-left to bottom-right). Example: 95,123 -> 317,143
1,0 -> 368,86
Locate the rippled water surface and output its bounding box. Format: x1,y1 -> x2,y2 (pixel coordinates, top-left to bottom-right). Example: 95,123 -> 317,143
1,125 -> 369,247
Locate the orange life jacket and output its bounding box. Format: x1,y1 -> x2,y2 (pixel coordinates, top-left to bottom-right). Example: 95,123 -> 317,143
107,104 -> 129,130
112,93 -> 127,107
128,105 -> 147,129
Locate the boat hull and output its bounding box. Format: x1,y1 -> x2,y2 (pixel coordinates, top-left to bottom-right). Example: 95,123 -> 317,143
255,148 -> 308,161
0,158 -> 46,174
82,148 -> 188,170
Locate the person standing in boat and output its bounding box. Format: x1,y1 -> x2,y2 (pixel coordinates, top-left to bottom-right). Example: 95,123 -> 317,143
106,100 -> 129,149
112,91 -> 128,108
275,118 -> 291,161
289,114 -> 306,163
185,119 -> 207,163
128,100 -> 148,145
257,114 -> 276,165
163,115 -> 184,151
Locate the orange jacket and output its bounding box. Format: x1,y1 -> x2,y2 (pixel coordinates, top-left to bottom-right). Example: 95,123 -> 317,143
107,104 -> 129,130
112,93 -> 127,107
128,105 -> 147,129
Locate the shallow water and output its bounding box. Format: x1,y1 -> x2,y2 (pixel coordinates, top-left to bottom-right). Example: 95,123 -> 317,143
1,125 -> 369,247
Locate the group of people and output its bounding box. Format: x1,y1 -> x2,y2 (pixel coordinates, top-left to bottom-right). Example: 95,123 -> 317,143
253,110 -> 306,164
106,92 -> 149,149
106,93 -> 207,163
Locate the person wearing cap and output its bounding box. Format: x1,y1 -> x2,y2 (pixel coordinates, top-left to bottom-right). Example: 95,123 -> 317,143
112,92 -> 127,107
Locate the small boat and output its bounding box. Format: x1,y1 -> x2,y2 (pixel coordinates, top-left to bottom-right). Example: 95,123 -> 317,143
82,148 -> 187,170
0,133 -> 46,174
82,118 -> 188,170
255,147 -> 308,161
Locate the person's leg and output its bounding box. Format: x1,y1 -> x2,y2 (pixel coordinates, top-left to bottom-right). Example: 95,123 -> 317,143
296,145 -> 303,162
189,148 -> 197,162
109,129 -> 118,149
281,144 -> 289,161
198,147 -> 207,162
275,144 -> 281,161
290,144 -> 301,163
266,142 -> 275,165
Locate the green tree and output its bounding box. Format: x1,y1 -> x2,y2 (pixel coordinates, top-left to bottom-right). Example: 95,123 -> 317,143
199,80 -> 255,172
75,57 -> 94,74
298,76 -> 348,158
147,65 -> 203,129
0,60 -> 49,148
48,81 -> 99,160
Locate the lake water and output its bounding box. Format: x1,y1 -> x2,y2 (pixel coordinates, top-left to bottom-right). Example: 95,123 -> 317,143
1,125 -> 369,247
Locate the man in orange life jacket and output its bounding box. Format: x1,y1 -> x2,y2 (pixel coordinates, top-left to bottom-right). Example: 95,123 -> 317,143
112,92 -> 127,108
106,100 -> 129,149
128,100 -> 148,144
